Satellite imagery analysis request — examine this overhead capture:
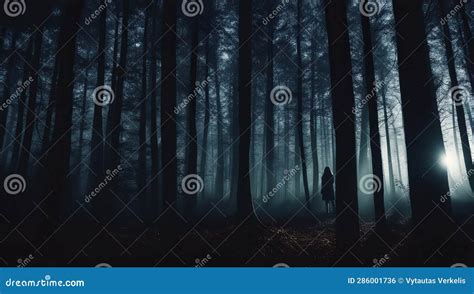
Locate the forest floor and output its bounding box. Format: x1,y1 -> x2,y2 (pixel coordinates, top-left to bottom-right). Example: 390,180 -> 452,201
2,212 -> 472,267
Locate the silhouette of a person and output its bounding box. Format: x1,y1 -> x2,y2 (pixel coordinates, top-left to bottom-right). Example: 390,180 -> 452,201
321,167 -> 335,214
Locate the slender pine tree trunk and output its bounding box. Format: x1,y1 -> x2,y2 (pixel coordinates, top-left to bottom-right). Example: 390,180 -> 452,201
325,0 -> 360,252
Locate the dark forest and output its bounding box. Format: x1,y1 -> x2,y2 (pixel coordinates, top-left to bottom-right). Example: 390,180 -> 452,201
0,0 -> 473,267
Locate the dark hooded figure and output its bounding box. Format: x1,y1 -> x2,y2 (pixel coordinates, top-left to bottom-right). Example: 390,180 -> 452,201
321,167 -> 335,214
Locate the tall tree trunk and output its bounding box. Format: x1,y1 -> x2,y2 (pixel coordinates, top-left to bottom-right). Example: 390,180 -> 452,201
214,58 -> 224,199
382,93 -> 396,196
160,0 -> 178,228
149,0 -> 160,220
106,0 -> 129,169
392,123 -> 403,181
18,34 -> 43,173
78,63 -> 90,166
452,103 -> 462,175
0,33 -> 18,152
185,10 -> 200,218
264,0 -> 275,194
310,31 -> 319,202
10,41 -> 33,171
324,0 -> 360,251
110,7 -> 121,91
358,107 -> 370,172
40,57 -> 59,164
392,0 -> 453,257
296,0 -> 311,209
89,0 -> 107,190
361,13 -> 387,232
213,3 -> 224,200
236,0 -> 253,220
138,4 -> 150,215
40,0 -> 84,254
439,0 -> 474,191
200,40 -> 210,193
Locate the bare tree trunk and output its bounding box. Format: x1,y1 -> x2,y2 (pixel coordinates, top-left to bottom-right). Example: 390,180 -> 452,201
138,3 -> 150,216
105,0 -> 129,169
361,12 -> 387,232
325,0 -> 360,252
0,33 -> 18,152
13,34 -> 41,173
78,63 -> 90,166
149,0 -> 160,218
40,0 -> 84,256
160,0 -> 178,229
10,41 -> 33,171
236,0 -> 253,220
214,56 -> 225,199
263,0 -> 275,194
40,57 -> 59,164
310,30 -> 319,203
185,9 -> 200,218
296,0 -> 310,209
89,0 -> 107,191
392,0 -> 453,258
200,40 -> 211,193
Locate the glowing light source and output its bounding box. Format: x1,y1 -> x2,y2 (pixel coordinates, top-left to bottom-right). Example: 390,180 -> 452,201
441,153 -> 456,171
